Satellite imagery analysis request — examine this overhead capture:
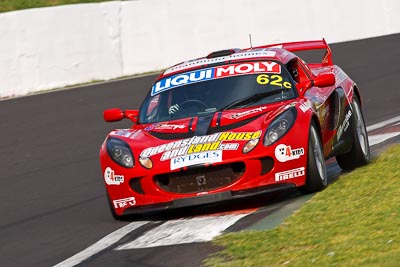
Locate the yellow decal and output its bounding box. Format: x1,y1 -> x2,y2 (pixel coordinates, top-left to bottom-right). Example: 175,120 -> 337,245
144,130 -> 262,160
188,141 -> 221,153
256,74 -> 292,89
218,130 -> 262,141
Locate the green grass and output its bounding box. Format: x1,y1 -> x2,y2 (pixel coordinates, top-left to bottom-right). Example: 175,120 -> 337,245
205,145 -> 400,266
0,0 -> 115,13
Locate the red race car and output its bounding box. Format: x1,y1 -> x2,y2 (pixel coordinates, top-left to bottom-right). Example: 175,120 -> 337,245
100,39 -> 370,220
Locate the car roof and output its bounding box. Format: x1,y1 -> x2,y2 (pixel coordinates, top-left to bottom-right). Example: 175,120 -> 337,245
157,39 -> 333,80
158,47 -> 297,79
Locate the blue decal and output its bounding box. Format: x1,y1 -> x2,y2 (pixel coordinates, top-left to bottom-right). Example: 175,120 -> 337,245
151,67 -> 215,95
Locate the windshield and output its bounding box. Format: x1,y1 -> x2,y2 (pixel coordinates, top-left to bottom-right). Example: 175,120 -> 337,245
139,61 -> 296,124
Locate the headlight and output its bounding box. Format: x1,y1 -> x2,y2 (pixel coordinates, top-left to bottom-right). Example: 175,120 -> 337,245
264,108 -> 296,146
106,138 -> 134,168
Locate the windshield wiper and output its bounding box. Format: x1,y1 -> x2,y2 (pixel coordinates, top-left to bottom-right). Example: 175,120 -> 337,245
221,89 -> 287,111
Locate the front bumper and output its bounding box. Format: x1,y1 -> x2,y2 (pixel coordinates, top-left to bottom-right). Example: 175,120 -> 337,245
101,115 -> 312,216
122,182 -> 295,215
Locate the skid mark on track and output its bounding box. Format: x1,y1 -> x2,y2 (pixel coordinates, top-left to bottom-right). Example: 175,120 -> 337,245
54,213 -> 249,266
117,214 -> 248,250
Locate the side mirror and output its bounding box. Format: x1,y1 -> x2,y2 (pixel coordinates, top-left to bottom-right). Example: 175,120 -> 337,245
104,108 -> 124,122
296,73 -> 336,96
314,73 -> 335,87
103,108 -> 139,123
124,110 -> 139,123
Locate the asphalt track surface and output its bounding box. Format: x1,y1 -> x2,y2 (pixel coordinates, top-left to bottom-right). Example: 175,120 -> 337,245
1,33 -> 400,267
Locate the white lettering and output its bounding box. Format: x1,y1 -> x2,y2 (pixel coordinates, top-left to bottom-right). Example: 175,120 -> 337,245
216,65 -> 235,77
235,63 -> 253,74
229,107 -> 267,119
261,61 -> 278,72
171,75 -> 189,86
153,81 -> 165,94
275,167 -> 305,181
113,197 -> 136,209
299,101 -> 312,113
205,69 -> 213,79
189,70 -> 206,81
337,109 -> 352,140
165,77 -> 171,88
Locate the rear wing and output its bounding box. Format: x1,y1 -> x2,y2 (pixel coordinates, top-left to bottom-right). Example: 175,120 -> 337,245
253,39 -> 333,66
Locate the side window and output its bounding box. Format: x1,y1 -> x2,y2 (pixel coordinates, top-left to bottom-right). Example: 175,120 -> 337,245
286,60 -> 299,83
286,59 -> 311,84
146,94 -> 160,116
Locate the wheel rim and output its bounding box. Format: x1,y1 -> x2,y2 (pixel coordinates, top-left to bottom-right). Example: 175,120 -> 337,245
311,127 -> 327,181
353,101 -> 369,156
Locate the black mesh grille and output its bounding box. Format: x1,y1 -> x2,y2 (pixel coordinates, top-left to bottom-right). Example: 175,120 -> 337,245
154,162 -> 245,194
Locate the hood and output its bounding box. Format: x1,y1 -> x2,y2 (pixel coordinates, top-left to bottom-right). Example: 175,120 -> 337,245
107,101 -> 299,171
109,101 -> 294,146
143,105 -> 273,135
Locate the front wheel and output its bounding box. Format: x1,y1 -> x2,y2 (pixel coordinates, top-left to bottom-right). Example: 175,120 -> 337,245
336,97 -> 370,170
300,121 -> 328,193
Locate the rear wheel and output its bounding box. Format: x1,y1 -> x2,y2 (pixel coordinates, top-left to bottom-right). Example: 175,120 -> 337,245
300,121 -> 328,193
336,97 -> 370,170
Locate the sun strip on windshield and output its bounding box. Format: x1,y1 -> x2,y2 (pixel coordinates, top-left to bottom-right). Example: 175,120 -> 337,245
151,61 -> 282,96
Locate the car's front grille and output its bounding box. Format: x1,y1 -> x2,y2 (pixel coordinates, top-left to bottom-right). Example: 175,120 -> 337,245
154,162 -> 245,194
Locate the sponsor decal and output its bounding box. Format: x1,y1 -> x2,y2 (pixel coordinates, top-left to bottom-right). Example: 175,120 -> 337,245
104,167 -> 124,185
275,167 -> 305,181
275,144 -> 304,162
228,107 -> 267,119
256,74 -> 292,88
110,129 -> 139,139
170,150 -> 222,170
163,50 -> 277,75
218,143 -> 240,150
299,101 -> 313,112
151,61 -> 281,95
145,123 -> 186,131
140,130 -> 262,161
129,130 -> 141,140
332,68 -> 348,85
215,61 -> 280,78
111,129 -> 133,138
337,109 -> 352,140
113,197 -> 136,209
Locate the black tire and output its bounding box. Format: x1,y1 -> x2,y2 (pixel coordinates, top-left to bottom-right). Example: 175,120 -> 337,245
336,97 -> 370,170
300,121 -> 328,193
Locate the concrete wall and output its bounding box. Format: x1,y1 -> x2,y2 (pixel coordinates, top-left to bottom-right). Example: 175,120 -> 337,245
1,0 -> 399,98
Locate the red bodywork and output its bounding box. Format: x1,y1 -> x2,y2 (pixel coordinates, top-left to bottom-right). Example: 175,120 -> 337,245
100,39 -> 359,216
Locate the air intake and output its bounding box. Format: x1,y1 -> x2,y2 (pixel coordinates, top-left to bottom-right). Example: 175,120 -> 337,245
206,48 -> 240,59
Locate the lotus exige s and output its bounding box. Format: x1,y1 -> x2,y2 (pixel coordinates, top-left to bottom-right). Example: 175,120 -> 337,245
100,39 -> 370,219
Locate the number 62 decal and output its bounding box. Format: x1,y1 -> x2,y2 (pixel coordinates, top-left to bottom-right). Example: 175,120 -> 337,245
257,74 -> 292,89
